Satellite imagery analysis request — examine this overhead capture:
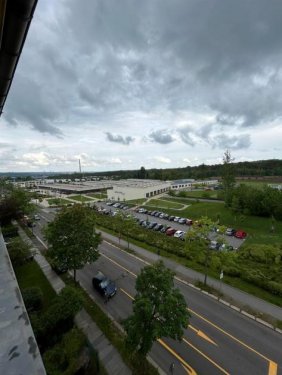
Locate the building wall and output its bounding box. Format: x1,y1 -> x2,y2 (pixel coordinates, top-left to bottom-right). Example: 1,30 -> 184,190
107,182 -> 170,201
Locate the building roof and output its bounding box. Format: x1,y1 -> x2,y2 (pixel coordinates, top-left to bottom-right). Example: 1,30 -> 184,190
0,233 -> 46,374
0,0 -> 38,115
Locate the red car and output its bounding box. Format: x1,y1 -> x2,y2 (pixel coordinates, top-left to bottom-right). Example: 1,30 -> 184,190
235,230 -> 247,239
166,228 -> 177,236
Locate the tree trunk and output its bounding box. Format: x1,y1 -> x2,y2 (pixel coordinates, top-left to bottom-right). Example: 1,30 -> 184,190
74,268 -> 76,282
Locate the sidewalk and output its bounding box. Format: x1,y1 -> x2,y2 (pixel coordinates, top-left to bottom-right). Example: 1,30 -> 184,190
100,230 -> 282,322
18,227 -> 131,375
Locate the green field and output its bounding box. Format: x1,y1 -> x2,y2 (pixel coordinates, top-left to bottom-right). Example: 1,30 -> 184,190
180,190 -> 219,199
143,199 -> 282,245
47,198 -> 70,205
70,195 -> 93,202
146,198 -> 186,209
87,193 -> 107,199
236,180 -> 269,189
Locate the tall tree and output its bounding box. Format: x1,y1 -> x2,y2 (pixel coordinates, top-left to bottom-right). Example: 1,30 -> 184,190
138,166 -> 147,179
45,204 -> 101,281
222,150 -> 235,207
185,217 -> 226,285
0,186 -> 34,225
123,261 -> 190,356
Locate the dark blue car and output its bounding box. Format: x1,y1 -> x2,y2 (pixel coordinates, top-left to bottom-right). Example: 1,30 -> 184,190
92,271 -> 117,298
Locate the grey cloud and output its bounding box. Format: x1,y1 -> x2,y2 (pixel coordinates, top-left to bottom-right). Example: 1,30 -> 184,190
105,132 -> 135,145
212,134 -> 251,150
3,0 -> 282,138
177,127 -> 195,146
149,129 -> 174,144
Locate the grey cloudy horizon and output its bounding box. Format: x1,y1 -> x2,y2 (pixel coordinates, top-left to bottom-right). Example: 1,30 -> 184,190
1,0 -> 282,172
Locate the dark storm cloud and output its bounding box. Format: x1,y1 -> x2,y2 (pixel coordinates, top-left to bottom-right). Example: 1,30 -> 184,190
105,132 -> 135,145
148,129 -> 174,144
3,0 -> 282,135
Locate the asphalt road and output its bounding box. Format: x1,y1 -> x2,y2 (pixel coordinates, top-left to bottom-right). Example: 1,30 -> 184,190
33,208 -> 282,375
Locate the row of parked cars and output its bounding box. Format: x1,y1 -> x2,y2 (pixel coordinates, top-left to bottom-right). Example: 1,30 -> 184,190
136,208 -> 193,226
135,217 -> 186,240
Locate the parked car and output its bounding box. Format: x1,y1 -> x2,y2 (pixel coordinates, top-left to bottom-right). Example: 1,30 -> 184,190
185,219 -> 193,226
174,216 -> 181,222
209,240 -> 220,250
92,271 -> 117,298
113,203 -> 121,208
166,228 -> 177,236
138,208 -> 147,213
226,228 -> 236,236
174,230 -> 185,238
168,216 -> 175,221
162,213 -> 169,219
160,225 -> 170,233
153,223 -> 164,231
235,230 -> 247,239
178,218 -> 187,224
219,244 -> 234,251
148,222 -> 158,229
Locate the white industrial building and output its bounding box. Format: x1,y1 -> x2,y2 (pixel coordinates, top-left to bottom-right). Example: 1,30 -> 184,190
171,179 -> 218,190
107,179 -> 171,201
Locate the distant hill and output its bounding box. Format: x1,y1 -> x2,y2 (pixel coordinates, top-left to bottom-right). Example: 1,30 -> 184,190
2,159 -> 281,181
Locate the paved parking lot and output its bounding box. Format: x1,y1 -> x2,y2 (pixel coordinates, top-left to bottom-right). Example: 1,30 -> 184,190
95,202 -> 245,250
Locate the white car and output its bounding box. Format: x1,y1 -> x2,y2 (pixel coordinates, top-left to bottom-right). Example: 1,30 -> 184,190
173,216 -> 181,222
174,230 -> 185,238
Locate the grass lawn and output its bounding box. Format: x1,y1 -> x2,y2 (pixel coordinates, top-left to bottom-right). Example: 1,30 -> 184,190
14,260 -> 56,311
178,190 -> 219,199
236,180 -> 269,189
142,200 -> 282,245
47,198 -> 70,205
87,193 -> 107,199
126,198 -> 147,205
146,198 -> 186,209
69,195 -> 93,202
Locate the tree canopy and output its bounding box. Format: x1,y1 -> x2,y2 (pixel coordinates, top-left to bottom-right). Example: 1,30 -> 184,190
123,260 -> 190,355
44,204 -> 101,280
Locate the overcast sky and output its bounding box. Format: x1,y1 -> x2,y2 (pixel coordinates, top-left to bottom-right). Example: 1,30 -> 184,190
1,0 -> 282,173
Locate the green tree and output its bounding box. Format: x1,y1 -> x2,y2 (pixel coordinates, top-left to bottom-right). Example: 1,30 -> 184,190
44,204 -> 101,281
7,237 -> 33,265
0,186 -> 34,225
222,150 -> 235,207
138,166 -> 147,179
123,260 -> 190,356
184,217 -> 226,285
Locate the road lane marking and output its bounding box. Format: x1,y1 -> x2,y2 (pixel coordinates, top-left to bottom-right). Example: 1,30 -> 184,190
188,308 -> 278,375
188,325 -> 217,346
182,338 -> 229,374
269,361 -> 278,375
101,253 -> 137,278
158,339 -> 197,375
34,234 -> 48,249
102,251 -> 278,375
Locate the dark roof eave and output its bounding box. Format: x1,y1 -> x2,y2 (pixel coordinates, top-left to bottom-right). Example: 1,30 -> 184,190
0,0 -> 38,115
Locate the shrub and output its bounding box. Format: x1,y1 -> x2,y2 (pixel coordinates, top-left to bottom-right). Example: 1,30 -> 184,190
22,287 -> 43,312
1,224 -> 18,238
7,237 -> 33,265
36,286 -> 83,350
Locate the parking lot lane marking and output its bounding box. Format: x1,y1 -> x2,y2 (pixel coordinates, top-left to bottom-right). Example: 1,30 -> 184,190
158,339 -> 197,375
34,234 -> 48,249
188,307 -> 277,374
182,338 -> 230,375
120,288 -> 134,300
188,325 -> 217,346
101,253 -> 137,278
268,361 -> 278,375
